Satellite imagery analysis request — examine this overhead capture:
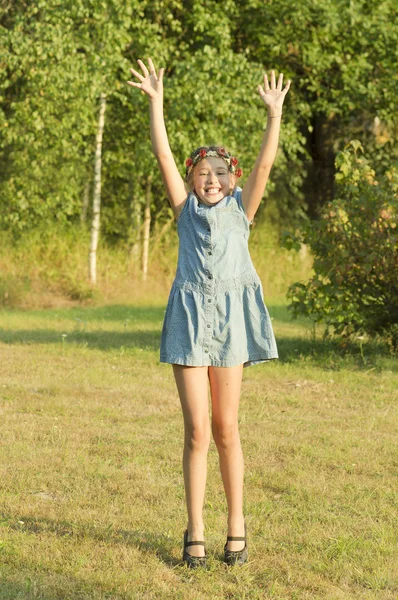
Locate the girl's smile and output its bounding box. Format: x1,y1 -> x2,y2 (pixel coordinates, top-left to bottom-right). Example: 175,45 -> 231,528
193,157 -> 235,206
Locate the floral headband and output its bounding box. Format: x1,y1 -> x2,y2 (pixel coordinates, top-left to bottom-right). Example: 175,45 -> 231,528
185,146 -> 243,180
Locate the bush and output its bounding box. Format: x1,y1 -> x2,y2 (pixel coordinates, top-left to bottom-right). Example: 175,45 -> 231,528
284,140 -> 398,349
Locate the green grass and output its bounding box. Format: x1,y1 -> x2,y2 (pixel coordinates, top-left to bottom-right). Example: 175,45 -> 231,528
0,299 -> 397,599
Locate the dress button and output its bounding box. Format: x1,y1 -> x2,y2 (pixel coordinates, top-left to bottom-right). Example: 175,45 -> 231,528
207,227 -> 211,232
208,274 -> 213,280
204,349 -> 208,353
207,299 -> 211,303
208,251 -> 212,256
206,324 -> 211,328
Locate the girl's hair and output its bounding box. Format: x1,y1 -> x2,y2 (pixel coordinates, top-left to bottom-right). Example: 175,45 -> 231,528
184,145 -> 242,185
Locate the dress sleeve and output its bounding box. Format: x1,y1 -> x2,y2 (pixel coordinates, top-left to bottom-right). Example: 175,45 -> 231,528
233,187 -> 253,225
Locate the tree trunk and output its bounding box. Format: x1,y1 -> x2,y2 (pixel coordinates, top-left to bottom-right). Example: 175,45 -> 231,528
88,93 -> 106,285
81,181 -> 90,222
142,175 -> 152,282
304,114 -> 336,218
128,177 -> 142,264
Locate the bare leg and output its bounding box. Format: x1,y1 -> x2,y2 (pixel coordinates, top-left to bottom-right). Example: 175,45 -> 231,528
173,365 -> 210,557
209,364 -> 246,552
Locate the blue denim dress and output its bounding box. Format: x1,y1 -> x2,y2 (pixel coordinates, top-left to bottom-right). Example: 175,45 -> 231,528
160,187 -> 278,368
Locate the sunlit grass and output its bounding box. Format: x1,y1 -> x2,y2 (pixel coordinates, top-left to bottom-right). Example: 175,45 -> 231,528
0,301 -> 397,599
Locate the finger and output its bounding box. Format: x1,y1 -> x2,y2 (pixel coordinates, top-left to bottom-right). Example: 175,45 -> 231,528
158,67 -> 165,82
127,81 -> 142,88
258,84 -> 265,98
137,59 -> 149,78
148,57 -> 157,77
277,72 -> 283,91
270,70 -> 276,89
129,67 -> 145,82
263,73 -> 270,91
283,79 -> 291,94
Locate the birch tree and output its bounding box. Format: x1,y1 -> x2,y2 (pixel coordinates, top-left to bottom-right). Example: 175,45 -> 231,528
89,93 -> 106,286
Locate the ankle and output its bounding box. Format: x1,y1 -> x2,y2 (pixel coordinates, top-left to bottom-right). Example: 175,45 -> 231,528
186,522 -> 205,540
227,515 -> 245,534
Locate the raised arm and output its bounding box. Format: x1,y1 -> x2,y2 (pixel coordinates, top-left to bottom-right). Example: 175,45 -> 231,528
127,58 -> 187,219
241,71 -> 291,222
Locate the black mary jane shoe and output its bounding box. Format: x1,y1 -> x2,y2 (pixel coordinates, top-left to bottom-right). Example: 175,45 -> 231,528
182,529 -> 207,569
223,523 -> 248,566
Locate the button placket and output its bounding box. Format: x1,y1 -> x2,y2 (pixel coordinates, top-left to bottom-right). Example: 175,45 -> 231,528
204,215 -> 214,360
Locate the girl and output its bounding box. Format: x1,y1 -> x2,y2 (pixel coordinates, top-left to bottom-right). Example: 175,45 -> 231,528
128,58 -> 290,568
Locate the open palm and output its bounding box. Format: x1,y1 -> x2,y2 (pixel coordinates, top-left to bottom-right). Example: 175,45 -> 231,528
258,70 -> 291,113
127,58 -> 164,100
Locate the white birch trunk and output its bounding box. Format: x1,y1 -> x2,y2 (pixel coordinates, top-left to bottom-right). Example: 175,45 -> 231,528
142,175 -> 152,282
89,93 -> 106,286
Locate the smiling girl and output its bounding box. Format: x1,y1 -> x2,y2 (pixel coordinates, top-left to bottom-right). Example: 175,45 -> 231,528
128,58 -> 290,568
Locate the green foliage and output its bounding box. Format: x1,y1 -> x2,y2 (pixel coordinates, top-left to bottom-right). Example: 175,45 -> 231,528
233,0 -> 398,215
0,0 -> 397,239
285,141 -> 398,348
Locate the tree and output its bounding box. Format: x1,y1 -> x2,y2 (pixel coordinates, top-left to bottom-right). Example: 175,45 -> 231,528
232,0 -> 398,216
89,93 -> 106,285
285,141 -> 398,348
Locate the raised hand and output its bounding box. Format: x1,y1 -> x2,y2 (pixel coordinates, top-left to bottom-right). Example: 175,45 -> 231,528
127,58 -> 164,101
258,71 -> 291,115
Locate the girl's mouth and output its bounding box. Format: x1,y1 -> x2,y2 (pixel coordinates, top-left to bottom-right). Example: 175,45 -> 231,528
205,188 -> 221,195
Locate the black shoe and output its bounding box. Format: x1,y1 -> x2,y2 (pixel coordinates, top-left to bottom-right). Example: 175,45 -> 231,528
223,523 -> 248,566
182,529 -> 207,569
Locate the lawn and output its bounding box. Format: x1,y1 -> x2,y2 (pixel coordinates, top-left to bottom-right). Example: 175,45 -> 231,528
0,300 -> 397,599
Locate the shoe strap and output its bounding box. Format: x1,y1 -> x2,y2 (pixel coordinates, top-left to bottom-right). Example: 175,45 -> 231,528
227,523 -> 246,542
186,540 -> 205,547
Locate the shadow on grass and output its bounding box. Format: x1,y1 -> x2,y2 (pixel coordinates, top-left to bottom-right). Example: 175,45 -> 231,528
0,304 -> 395,370
0,327 -> 394,371
2,512 -> 180,569
277,335 -> 396,371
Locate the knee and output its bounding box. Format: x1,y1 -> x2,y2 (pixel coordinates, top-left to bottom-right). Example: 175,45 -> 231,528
212,419 -> 239,450
185,423 -> 210,453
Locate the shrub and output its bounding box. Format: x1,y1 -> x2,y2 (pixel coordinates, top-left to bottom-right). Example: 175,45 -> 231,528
284,140 -> 398,349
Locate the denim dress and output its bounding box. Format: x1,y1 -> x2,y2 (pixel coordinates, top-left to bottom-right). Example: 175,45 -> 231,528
160,187 -> 278,368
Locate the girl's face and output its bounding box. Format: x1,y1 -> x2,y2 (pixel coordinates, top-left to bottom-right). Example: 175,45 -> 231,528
192,157 -> 235,205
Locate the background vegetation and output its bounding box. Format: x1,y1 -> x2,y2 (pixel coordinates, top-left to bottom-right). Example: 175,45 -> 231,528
1,0 -> 397,343
1,3 -> 397,597
1,1 -> 397,229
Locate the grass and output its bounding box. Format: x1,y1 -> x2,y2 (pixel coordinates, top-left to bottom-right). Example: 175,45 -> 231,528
0,298 -> 397,599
